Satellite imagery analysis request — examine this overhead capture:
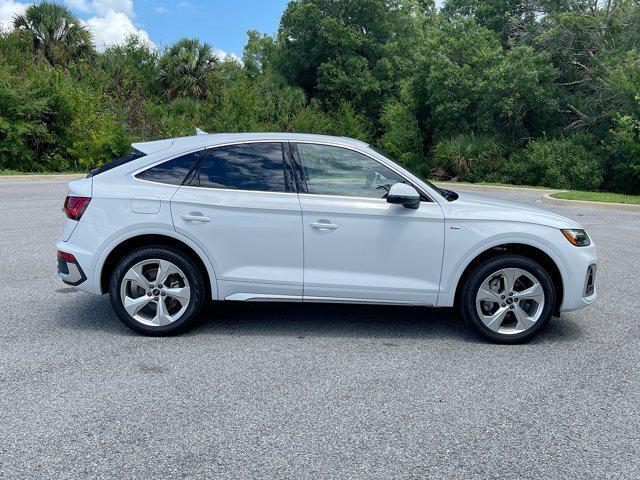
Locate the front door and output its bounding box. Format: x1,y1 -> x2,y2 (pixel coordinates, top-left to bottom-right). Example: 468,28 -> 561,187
293,142 -> 445,305
171,142 -> 304,300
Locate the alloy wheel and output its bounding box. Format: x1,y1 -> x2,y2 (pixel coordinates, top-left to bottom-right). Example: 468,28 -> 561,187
120,259 -> 191,327
475,268 -> 545,335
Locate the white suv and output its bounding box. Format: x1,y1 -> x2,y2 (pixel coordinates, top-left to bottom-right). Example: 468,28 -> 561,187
56,132 -> 597,342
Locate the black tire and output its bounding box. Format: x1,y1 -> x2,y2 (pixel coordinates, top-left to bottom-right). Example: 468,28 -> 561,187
109,246 -> 205,336
459,254 -> 556,344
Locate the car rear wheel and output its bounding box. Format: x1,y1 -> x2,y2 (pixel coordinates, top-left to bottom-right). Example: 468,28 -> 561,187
109,246 -> 205,335
460,254 -> 556,343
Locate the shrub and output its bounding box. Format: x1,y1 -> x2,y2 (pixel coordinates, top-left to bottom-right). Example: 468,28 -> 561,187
432,133 -> 503,182
602,116 -> 640,195
503,138 -> 602,190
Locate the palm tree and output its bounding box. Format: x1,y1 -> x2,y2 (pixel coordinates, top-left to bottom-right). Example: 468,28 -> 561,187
433,133 -> 503,181
158,38 -> 217,99
13,1 -> 94,66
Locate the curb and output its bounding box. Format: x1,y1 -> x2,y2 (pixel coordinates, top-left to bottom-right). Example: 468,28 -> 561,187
0,173 -> 85,182
542,192 -> 640,212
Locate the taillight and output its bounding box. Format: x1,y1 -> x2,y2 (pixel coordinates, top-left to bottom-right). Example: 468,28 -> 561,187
57,250 -> 77,262
63,196 -> 91,221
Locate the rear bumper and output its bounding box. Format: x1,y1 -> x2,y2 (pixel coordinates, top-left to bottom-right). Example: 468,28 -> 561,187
56,238 -> 96,293
57,254 -> 87,286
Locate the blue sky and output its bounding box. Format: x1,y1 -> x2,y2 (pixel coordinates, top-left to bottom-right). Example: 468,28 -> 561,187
0,0 -> 290,57
132,0 -> 290,57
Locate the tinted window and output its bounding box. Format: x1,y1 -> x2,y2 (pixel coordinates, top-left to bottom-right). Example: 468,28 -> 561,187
297,143 -> 405,199
191,143 -> 286,192
87,150 -> 145,178
136,152 -> 200,185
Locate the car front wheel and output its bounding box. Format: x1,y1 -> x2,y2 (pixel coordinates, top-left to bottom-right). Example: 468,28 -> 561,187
460,254 -> 556,343
109,246 -> 205,335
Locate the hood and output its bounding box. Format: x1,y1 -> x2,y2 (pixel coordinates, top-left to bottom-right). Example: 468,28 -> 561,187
444,191 -> 582,229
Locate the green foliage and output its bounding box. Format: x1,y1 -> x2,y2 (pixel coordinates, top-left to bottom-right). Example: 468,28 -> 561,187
0,0 -> 638,194
602,116 -> 640,195
275,0 -> 423,121
503,138 -> 602,191
411,19 -> 557,144
0,65 -> 53,171
13,1 -> 94,67
378,100 -> 424,172
433,133 -> 503,182
158,38 -> 217,99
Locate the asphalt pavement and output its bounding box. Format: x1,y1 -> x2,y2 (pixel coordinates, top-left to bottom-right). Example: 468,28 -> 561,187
1,178 -> 639,479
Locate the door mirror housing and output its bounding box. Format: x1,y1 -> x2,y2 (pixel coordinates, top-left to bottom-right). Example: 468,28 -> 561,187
387,183 -> 421,209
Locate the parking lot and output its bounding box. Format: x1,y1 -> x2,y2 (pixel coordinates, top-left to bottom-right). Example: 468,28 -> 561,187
1,177 -> 639,479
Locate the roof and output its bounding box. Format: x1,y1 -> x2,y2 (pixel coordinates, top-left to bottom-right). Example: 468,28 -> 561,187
132,132 -> 370,155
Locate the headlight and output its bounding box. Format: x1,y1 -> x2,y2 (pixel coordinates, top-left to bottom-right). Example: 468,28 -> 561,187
561,229 -> 591,247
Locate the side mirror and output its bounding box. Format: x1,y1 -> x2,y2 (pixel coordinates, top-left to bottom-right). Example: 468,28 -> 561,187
386,183 -> 421,209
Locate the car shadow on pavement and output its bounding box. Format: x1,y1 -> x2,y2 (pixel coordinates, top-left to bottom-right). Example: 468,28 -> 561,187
58,293 -> 583,344
196,301 -> 584,344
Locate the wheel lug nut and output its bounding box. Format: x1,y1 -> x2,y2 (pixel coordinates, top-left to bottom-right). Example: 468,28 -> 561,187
158,284 -> 163,289
147,292 -> 152,297
161,292 -> 166,296
510,305 -> 514,309
509,292 -> 513,296
500,295 -> 506,300
150,284 -> 155,289
501,303 -> 506,307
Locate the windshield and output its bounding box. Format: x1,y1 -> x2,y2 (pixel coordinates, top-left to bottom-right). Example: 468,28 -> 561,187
370,146 -> 457,201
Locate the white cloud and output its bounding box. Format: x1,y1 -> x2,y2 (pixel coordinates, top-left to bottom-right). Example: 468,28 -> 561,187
0,0 -> 29,33
64,0 -> 152,51
65,0 -> 133,16
213,48 -> 241,63
84,10 -> 153,50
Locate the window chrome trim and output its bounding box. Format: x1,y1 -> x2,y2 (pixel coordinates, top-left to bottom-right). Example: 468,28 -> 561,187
129,138 -> 438,202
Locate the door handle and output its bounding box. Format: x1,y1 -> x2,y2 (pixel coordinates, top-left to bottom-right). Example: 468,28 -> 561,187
181,213 -> 211,222
310,221 -> 338,230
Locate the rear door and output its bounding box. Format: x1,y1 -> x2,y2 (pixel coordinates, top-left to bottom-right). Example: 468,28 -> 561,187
171,142 -> 304,300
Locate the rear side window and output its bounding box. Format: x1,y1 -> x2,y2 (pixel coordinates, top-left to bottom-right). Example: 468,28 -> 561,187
190,143 -> 287,192
136,152 -> 201,186
87,150 -> 146,178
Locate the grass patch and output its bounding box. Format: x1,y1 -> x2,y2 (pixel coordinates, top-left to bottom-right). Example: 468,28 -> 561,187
432,180 -> 553,190
551,190 -> 640,205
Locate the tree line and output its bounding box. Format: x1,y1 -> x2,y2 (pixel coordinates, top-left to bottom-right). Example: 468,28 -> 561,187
1,0 -> 639,194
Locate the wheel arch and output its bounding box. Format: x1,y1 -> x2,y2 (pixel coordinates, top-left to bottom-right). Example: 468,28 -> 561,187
451,243 -> 565,316
97,232 -> 219,299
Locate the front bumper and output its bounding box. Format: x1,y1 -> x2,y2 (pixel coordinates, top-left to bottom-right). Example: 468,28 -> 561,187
560,251 -> 598,312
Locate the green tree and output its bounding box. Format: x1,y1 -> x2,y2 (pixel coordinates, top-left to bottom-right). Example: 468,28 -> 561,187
158,38 -> 217,99
275,0 -> 427,121
13,1 -> 94,67
410,18 -> 557,146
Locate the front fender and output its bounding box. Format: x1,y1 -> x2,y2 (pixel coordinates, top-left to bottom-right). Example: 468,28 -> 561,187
436,222 -> 571,308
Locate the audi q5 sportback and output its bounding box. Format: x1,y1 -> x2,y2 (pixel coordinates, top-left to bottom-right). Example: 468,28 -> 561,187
56,132 -> 597,342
